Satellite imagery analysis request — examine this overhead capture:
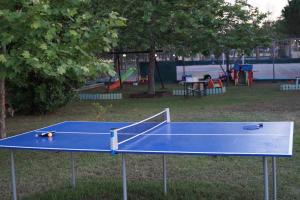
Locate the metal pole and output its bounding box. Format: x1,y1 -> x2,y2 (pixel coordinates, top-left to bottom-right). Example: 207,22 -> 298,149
71,152 -> 76,188
272,157 -> 277,200
122,154 -> 127,200
163,155 -> 167,195
117,54 -> 123,90
10,151 -> 17,200
155,59 -> 165,89
272,41 -> 276,82
222,52 -> 225,66
242,53 -> 245,65
182,57 -> 186,77
263,157 -> 269,200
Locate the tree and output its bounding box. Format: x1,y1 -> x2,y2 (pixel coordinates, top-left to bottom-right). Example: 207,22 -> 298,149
95,0 -> 224,94
280,0 -> 300,37
93,0 -> 269,91
211,0 -> 270,84
95,0 -> 174,94
0,0 -> 125,138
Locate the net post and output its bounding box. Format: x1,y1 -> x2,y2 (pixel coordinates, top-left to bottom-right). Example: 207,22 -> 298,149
165,108 -> 170,123
110,129 -> 118,154
163,108 -> 169,196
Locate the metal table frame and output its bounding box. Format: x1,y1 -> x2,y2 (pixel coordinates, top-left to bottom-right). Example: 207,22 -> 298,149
9,151 -> 278,200
6,109 -> 288,200
182,80 -> 207,97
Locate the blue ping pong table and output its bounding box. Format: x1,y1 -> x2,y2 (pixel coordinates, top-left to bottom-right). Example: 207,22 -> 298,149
0,108 -> 294,200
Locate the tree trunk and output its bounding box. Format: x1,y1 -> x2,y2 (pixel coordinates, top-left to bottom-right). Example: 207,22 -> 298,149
117,54 -> 122,89
155,59 -> 165,89
147,0 -> 159,95
255,47 -> 260,60
0,78 -> 6,139
148,46 -> 156,95
1,42 -> 6,139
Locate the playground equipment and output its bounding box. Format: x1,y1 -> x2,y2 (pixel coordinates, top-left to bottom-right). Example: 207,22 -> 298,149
109,49 -> 164,89
280,77 -> 300,91
107,67 -> 137,92
207,79 -> 223,89
139,75 -> 148,84
202,74 -> 223,89
233,64 -> 253,86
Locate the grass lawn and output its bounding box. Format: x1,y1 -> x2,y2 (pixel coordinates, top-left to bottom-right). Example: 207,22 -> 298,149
0,82 -> 299,200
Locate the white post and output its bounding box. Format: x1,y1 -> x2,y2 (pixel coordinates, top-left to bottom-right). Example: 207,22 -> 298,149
165,108 -> 170,123
110,129 -> 118,153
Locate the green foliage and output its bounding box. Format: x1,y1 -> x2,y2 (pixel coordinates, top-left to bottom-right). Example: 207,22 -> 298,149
0,0 -> 125,113
7,70 -> 82,114
96,0 -> 223,56
213,0 -> 270,56
92,103 -> 113,121
95,0 -> 270,93
280,0 -> 300,37
94,0 -> 227,94
97,0 -> 269,57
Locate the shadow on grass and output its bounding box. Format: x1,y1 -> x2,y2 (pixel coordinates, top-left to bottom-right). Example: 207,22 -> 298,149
22,180 -> 259,200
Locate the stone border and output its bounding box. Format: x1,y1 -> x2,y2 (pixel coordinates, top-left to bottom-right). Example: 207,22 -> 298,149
173,87 -> 226,96
79,93 -> 122,100
280,84 -> 300,91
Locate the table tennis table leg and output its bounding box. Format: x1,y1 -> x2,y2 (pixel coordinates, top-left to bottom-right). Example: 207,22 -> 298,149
272,157 -> 277,200
163,155 -> 167,195
10,150 -> 17,200
122,154 -> 127,200
70,152 -> 76,188
263,157 -> 269,200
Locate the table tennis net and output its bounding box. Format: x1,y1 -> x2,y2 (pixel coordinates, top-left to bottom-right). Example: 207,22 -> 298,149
110,109 -> 169,150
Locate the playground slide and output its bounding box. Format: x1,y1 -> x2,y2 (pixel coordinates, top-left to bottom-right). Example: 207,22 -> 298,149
108,68 -> 136,91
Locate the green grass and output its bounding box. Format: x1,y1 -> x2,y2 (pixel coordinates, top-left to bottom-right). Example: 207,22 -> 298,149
1,82 -> 300,200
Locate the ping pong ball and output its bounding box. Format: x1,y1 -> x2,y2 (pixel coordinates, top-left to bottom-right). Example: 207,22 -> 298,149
48,132 -> 53,137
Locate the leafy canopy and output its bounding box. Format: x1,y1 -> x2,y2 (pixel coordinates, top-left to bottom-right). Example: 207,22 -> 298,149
280,0 -> 300,37
0,0 -> 126,80
0,0 -> 126,113
212,0 -> 270,56
94,0 -> 224,57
